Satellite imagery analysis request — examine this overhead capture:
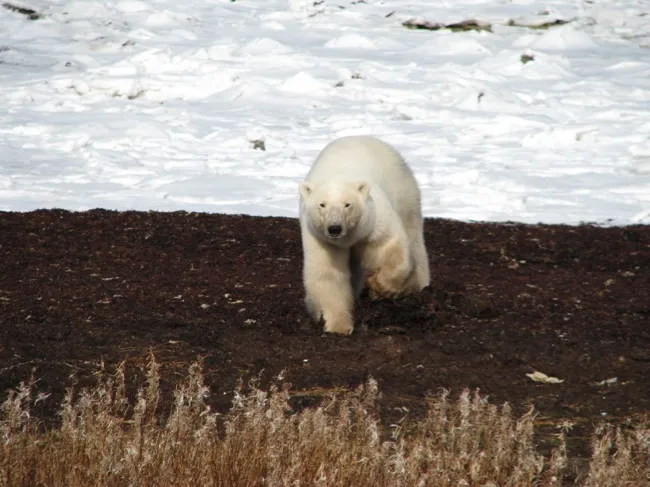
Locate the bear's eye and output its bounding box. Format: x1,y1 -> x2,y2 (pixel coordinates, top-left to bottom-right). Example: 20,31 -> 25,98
344,203 -> 351,208
319,203 -> 326,208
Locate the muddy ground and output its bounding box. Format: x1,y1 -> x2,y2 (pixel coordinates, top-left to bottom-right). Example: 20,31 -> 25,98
1,209 -> 648,480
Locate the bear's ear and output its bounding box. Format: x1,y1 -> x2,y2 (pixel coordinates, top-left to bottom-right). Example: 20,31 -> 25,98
357,181 -> 371,199
299,182 -> 313,200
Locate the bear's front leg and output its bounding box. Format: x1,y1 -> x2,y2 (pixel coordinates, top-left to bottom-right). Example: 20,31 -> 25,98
302,234 -> 355,335
366,238 -> 416,300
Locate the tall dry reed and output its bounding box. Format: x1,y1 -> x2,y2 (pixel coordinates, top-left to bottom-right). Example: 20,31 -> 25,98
1,355 -> 648,486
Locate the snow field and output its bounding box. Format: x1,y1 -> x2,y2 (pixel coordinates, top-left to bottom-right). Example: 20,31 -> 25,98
1,0 -> 649,224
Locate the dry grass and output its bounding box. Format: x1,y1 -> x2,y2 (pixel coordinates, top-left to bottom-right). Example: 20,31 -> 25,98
1,355 -> 648,486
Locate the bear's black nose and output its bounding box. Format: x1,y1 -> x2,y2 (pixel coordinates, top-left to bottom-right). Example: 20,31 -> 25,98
327,225 -> 342,236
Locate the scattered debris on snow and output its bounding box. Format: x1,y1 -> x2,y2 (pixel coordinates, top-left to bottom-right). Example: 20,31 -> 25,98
402,18 -> 492,33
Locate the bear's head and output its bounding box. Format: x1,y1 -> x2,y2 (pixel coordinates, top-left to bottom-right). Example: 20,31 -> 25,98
299,180 -> 372,246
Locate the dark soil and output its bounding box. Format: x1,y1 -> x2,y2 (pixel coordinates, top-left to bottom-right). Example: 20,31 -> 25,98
1,209 -> 649,479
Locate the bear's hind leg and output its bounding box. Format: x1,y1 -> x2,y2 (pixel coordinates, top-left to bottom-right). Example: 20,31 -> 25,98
410,238 -> 430,289
349,249 -> 366,300
366,236 -> 414,299
405,219 -> 430,290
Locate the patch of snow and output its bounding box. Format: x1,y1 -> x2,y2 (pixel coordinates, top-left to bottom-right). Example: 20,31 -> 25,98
0,0 -> 649,225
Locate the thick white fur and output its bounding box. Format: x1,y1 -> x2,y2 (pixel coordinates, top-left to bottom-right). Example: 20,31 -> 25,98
299,135 -> 430,335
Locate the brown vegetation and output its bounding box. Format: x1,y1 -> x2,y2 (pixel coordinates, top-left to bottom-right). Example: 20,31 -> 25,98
1,356 -> 648,486
0,209 -> 649,485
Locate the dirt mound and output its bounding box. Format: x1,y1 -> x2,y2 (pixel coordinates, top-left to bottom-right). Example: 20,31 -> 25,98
1,209 -> 648,474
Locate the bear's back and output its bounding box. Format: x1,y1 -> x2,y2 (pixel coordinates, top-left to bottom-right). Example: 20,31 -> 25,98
306,135 -> 420,216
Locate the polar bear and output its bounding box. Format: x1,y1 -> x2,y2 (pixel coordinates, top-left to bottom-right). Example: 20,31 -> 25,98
299,135 -> 430,335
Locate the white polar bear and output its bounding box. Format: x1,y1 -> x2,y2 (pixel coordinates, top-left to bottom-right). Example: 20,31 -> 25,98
299,135 -> 430,335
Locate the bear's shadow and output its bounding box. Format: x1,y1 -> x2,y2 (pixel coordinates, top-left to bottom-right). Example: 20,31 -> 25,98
355,283 -> 497,336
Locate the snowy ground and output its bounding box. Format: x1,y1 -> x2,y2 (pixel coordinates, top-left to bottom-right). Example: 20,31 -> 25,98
1,0 -> 650,225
